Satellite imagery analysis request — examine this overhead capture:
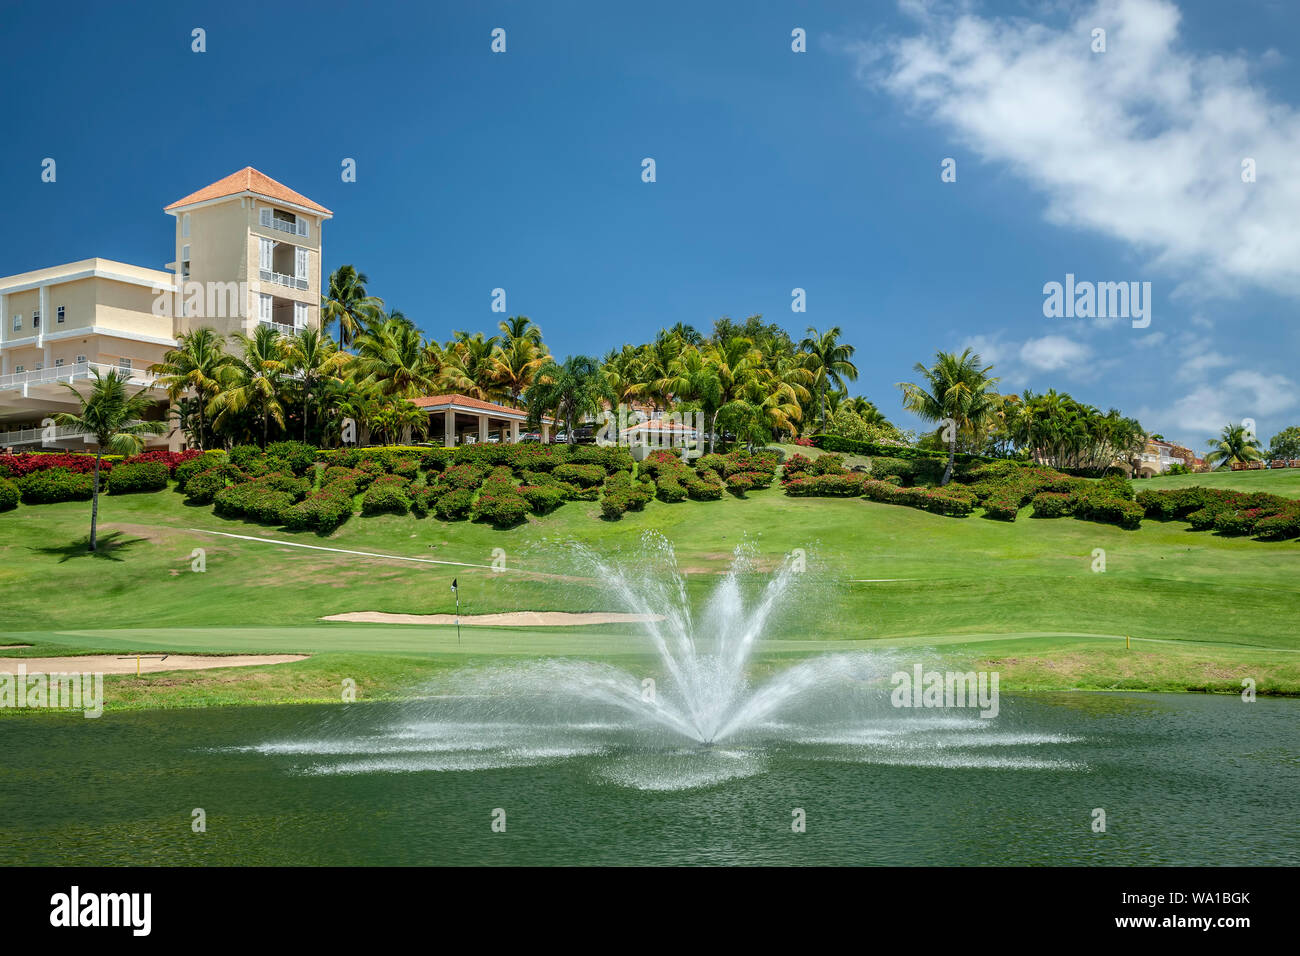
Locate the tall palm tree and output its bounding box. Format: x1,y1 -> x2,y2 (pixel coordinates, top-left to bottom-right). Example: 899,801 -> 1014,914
440,331 -> 502,401
149,328 -> 229,450
321,265 -> 384,349
209,325 -> 290,447
599,345 -> 649,410
284,327 -> 350,442
490,335 -> 548,408
700,335 -> 762,452
499,315 -> 544,346
1205,423 -> 1264,468
897,349 -> 1000,485
800,326 -> 859,431
55,369 -> 167,551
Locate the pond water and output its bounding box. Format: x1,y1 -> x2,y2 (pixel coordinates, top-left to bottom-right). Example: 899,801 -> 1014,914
1,691 -> 1295,865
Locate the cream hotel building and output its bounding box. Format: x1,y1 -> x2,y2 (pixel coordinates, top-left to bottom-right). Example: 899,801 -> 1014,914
0,168 -> 331,450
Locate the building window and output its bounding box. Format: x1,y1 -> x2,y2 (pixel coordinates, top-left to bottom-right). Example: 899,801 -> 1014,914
182,213 -> 191,238
75,354 -> 86,365
118,358 -> 132,373
54,358 -> 64,367
11,315 -> 19,332
294,301 -> 308,329
259,293 -> 273,322
32,311 -> 39,329
14,365 -> 24,373
57,306 -> 65,324
181,244 -> 191,279
34,363 -> 43,371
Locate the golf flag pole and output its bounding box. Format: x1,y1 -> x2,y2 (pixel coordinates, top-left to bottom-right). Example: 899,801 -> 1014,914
452,577 -> 460,645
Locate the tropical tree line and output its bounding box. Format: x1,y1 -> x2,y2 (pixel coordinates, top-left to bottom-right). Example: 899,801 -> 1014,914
149,267 -> 889,450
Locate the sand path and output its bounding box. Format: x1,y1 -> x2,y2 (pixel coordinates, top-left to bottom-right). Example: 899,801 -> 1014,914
0,654 -> 308,675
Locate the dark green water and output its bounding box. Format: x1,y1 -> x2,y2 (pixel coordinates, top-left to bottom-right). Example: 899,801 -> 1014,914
1,692 -> 1296,865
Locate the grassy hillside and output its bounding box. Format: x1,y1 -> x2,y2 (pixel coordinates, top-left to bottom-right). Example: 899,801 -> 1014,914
1141,467 -> 1300,497
2,477 -> 1297,706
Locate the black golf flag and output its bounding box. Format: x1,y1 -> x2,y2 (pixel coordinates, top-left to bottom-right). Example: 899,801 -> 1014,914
451,578 -> 457,591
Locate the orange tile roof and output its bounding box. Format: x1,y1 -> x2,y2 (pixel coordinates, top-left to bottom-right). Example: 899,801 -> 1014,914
411,394 -> 522,413
412,393 -> 558,424
165,167 -> 332,215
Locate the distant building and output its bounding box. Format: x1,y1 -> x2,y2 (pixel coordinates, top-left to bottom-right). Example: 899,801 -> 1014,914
1133,438 -> 1197,477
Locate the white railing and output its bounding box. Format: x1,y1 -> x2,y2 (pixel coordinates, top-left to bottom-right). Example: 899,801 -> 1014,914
0,361 -> 160,393
0,424 -> 90,446
257,318 -> 307,334
259,269 -> 309,291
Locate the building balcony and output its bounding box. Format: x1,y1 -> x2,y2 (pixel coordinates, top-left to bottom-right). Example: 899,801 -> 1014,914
0,361 -> 161,394
259,269 -> 309,291
0,423 -> 92,447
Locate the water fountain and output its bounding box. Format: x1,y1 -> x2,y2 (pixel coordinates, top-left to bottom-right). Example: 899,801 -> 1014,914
240,533 -> 1084,790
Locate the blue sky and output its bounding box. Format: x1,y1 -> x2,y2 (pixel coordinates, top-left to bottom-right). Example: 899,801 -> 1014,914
2,0 -> 1297,449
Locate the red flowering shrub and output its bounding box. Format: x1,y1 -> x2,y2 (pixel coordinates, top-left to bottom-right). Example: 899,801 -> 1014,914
123,449 -> 203,476
0,453 -> 114,478
783,473 -> 867,497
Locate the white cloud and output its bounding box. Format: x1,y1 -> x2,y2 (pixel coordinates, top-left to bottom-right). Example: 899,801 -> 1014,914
1019,334 -> 1093,371
1138,367 -> 1296,437
847,0 -> 1300,298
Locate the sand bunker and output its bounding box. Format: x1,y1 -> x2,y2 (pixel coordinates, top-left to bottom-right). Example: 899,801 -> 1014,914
321,611 -> 664,627
0,654 -> 308,675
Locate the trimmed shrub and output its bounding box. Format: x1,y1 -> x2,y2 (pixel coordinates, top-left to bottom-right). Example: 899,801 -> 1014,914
173,451 -> 225,491
685,469 -> 725,501
521,484 -> 568,515
812,433 -> 995,464
981,492 -> 1023,522
0,477 -> 18,511
781,453 -> 815,481
361,475 -> 412,516
437,462 -> 490,491
473,487 -> 530,527
283,486 -> 355,532
870,456 -> 915,484
1070,487 -> 1143,529
1254,505 -> 1300,540
552,463 -> 606,488
1030,492 -> 1075,518
17,468 -> 95,504
434,488 -> 475,521
809,453 -> 847,476
569,445 -> 634,474
695,454 -> 728,476
783,473 -> 866,497
122,449 -> 204,476
264,441 -> 318,476
227,445 -> 266,471
600,471 -> 654,518
0,452 -> 114,478
105,461 -> 169,495
184,468 -> 229,504
656,474 -> 687,502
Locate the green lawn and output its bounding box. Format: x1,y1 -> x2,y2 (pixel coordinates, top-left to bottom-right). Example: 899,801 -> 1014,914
1140,466 -> 1300,497
1,476 -> 1297,709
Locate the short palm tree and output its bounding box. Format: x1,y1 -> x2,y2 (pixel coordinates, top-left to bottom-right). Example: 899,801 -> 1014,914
898,349 -> 1000,485
1205,423 -> 1264,468
284,327 -> 351,442
526,355 -> 602,443
55,369 -> 167,551
149,328 -> 228,450
209,325 -> 290,447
